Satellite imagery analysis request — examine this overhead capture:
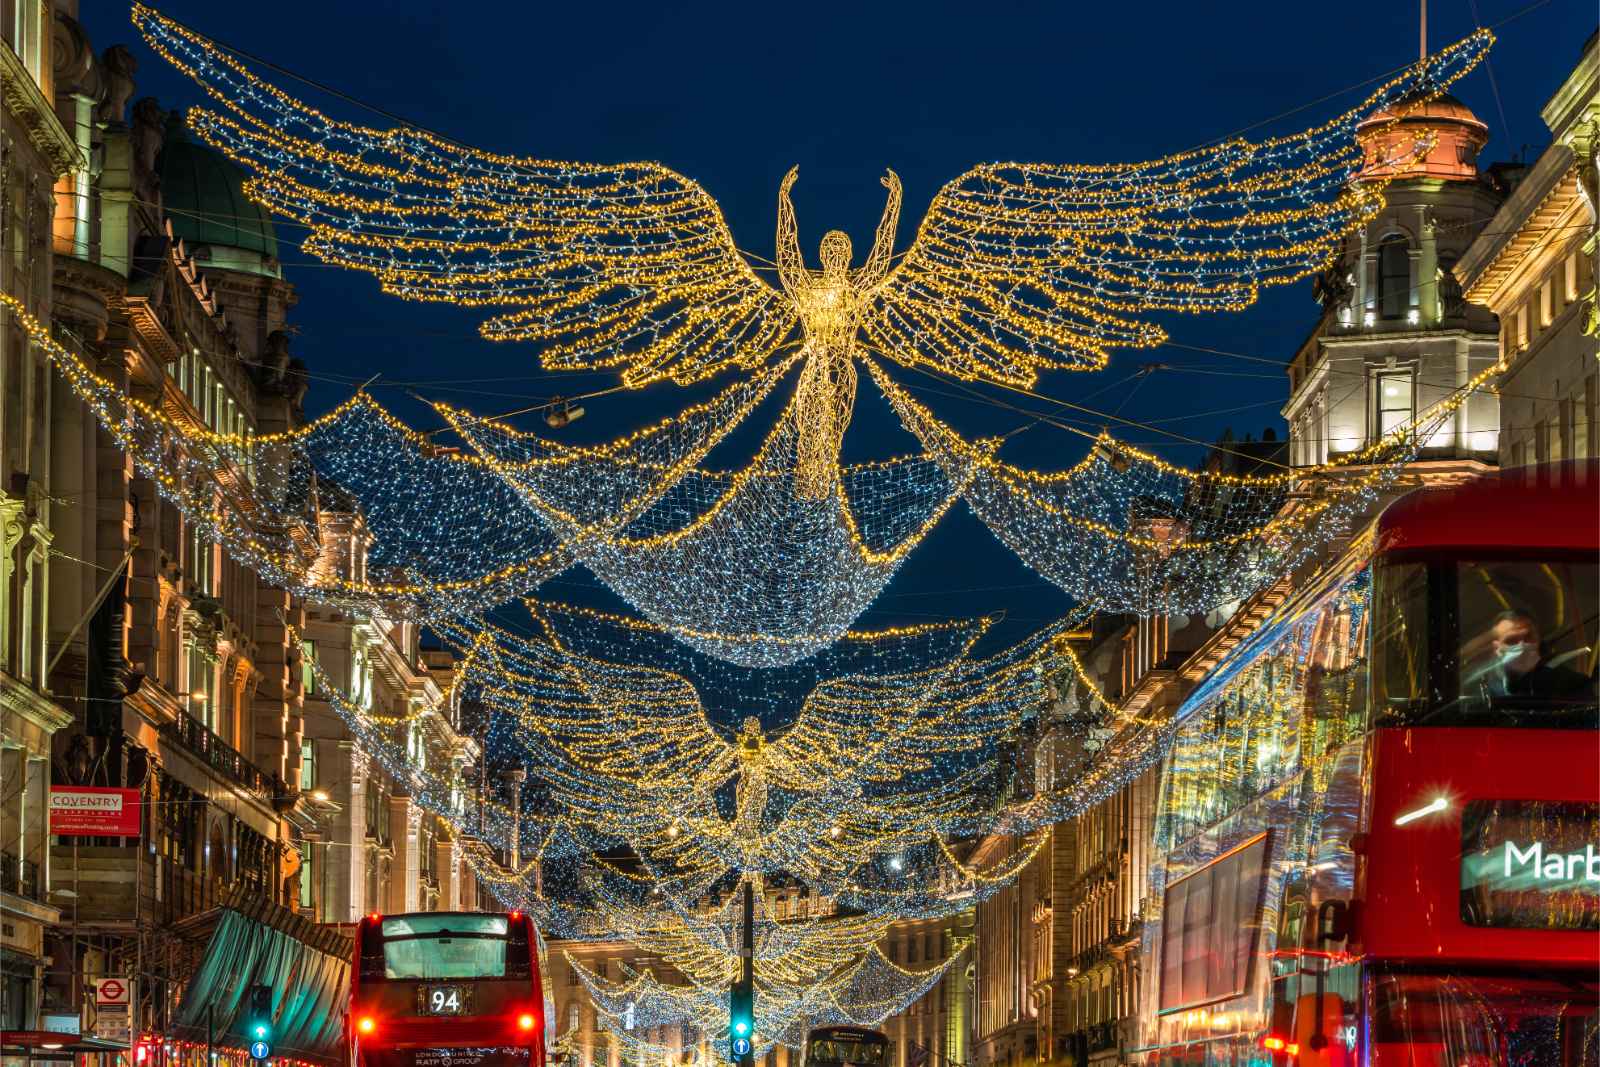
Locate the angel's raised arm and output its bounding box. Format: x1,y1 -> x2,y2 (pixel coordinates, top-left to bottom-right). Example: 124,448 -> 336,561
858,169 -> 902,288
776,166 -> 808,293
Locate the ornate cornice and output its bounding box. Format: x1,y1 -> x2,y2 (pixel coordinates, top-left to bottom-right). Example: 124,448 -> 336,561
0,671 -> 74,733
0,44 -> 83,177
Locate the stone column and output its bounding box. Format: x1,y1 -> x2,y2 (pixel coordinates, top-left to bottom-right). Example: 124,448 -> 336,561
387,793 -> 416,914
435,834 -> 458,911
253,589 -> 301,780
24,755 -> 47,884
341,746 -> 367,922
1418,209 -> 1440,324
502,768 -> 526,868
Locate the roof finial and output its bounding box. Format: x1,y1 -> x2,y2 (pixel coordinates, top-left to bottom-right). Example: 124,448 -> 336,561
1420,0 -> 1428,62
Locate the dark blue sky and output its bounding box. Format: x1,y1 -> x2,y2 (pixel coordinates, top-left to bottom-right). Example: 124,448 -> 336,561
88,0 -> 1592,644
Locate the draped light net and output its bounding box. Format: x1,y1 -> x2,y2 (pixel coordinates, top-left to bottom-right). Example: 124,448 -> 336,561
866,357 -> 1502,614
438,382 -> 982,665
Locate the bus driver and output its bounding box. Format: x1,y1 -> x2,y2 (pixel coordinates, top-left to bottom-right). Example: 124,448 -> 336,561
1465,609 -> 1592,702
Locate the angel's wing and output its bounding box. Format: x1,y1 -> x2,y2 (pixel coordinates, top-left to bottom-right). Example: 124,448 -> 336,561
132,5 -> 797,387
867,31 -> 1492,387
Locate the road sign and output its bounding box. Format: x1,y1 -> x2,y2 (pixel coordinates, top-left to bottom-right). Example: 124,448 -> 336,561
250,1041 -> 271,1060
731,1039 -> 751,1059
94,978 -> 130,1006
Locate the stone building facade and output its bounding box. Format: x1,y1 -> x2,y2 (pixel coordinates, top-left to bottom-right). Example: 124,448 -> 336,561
1,6 -> 489,1061
1283,91 -> 1505,477
1,0 -> 82,1040
1457,33 -> 1598,466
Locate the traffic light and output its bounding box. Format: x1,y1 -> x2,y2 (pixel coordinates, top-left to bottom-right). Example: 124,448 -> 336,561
246,984 -> 273,1061
728,977 -> 753,1062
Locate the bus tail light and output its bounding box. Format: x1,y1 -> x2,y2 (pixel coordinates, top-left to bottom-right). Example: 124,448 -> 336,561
1262,1036 -> 1299,1056
518,1013 -> 537,1031
358,1016 -> 377,1035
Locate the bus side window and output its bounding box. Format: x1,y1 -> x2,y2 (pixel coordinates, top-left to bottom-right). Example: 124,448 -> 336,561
507,920 -> 532,979
359,931 -> 385,981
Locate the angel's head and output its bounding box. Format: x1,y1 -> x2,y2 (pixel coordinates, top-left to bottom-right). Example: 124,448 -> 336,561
819,230 -> 853,277
737,716 -> 764,757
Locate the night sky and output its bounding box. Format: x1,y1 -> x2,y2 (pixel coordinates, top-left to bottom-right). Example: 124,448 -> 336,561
83,0 -> 1592,652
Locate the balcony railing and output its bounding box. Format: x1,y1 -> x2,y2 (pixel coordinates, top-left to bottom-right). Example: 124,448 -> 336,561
160,705 -> 274,797
0,849 -> 41,901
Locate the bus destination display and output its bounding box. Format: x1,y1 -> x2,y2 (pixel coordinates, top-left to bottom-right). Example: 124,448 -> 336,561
1460,799 -> 1600,930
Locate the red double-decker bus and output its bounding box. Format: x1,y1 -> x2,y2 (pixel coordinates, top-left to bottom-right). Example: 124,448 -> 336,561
1130,463 -> 1599,1067
349,911 -> 554,1067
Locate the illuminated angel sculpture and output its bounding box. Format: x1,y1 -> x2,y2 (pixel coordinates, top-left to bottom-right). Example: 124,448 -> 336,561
103,8 -> 1497,640
779,166 -> 900,496
132,6 -> 1489,496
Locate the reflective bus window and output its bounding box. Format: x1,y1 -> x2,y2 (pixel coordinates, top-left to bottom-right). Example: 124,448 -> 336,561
1159,834 -> 1270,1012
378,914 -> 511,980
1376,559 -> 1598,727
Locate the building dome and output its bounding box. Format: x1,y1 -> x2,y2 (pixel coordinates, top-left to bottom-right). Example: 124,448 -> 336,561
1355,90 -> 1489,183
157,112 -> 282,277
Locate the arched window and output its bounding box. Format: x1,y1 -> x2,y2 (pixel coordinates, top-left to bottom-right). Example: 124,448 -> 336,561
1377,234 -> 1411,320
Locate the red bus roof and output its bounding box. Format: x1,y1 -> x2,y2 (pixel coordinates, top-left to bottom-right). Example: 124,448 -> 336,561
1377,460 -> 1600,556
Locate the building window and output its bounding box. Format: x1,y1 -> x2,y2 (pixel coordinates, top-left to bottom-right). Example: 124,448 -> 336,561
300,740 -> 317,791
1376,371 -> 1413,437
1566,253 -> 1581,303
1377,234 -> 1410,320
1539,277 -> 1554,328
298,843 -> 314,909
301,639 -> 318,696
187,643 -> 213,726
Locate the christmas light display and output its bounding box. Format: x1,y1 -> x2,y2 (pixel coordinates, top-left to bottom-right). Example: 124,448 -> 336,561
439,388 -> 982,664
570,933 -> 952,1058
299,595 -> 1166,924
865,356 -> 1504,613
131,2 -> 1488,483
107,7 -> 1501,645
80,9 -> 1513,1047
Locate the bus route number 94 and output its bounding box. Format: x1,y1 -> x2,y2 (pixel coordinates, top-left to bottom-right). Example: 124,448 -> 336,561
422,985 -> 468,1015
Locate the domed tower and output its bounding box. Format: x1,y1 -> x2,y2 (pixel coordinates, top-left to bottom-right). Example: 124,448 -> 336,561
1355,91 -> 1490,183
157,112 -> 298,368
1284,83 -> 1506,478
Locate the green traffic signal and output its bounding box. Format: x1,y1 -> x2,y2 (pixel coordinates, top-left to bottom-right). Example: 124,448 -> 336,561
728,978 -> 754,1060
248,984 -> 273,1060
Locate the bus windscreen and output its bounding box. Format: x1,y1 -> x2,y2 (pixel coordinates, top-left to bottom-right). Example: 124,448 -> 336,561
378,914 -> 510,979
1376,558 -> 1598,727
